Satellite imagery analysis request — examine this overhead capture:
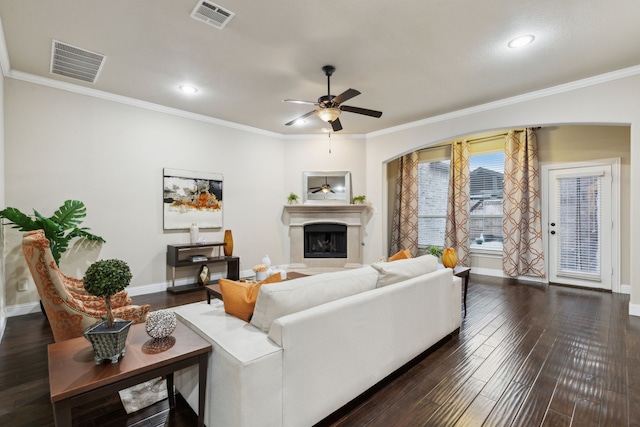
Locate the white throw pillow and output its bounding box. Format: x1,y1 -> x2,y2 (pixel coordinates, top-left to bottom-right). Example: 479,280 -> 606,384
371,254 -> 438,287
250,267 -> 378,333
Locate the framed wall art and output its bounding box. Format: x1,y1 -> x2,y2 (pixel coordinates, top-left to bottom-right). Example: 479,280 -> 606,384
163,168 -> 223,230
303,171 -> 352,204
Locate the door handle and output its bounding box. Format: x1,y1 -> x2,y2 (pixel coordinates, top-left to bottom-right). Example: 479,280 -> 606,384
550,222 -> 556,227
550,230 -> 556,235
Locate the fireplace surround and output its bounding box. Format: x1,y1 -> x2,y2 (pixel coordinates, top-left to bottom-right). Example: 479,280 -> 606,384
283,204 -> 368,269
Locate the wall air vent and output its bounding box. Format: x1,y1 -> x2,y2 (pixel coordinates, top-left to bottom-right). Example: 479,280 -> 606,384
50,40 -> 105,84
190,0 -> 235,29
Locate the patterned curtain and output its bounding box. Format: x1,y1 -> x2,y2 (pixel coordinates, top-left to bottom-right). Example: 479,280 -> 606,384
445,140 -> 471,266
390,151 -> 420,256
502,128 -> 546,277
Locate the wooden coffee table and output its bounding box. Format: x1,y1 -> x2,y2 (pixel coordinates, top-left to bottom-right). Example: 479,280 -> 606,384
205,271 -> 309,303
48,321 -> 212,427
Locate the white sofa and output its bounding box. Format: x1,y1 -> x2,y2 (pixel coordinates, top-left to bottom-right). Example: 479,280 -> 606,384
173,255 -> 462,427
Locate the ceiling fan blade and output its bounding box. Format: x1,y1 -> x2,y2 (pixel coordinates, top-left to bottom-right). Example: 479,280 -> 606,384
330,117 -> 343,132
331,88 -> 361,105
285,110 -> 317,126
340,105 -> 383,118
283,99 -> 319,106
312,188 -> 323,193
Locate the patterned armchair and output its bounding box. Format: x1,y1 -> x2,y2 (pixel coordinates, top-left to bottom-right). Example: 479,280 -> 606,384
22,229 -> 150,342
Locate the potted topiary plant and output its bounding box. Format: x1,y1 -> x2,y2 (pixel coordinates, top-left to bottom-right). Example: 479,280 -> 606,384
287,192 -> 299,204
82,259 -> 134,364
352,195 -> 367,204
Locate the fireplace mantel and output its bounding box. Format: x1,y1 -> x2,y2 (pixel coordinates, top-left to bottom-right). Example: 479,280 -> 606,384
283,203 -> 369,269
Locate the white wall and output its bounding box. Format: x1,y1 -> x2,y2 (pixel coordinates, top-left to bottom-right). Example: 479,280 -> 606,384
0,72 -> 5,336
3,79 -> 368,313
365,71 -> 640,314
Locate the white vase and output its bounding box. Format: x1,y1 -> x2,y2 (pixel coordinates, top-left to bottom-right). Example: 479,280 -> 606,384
190,223 -> 199,244
261,255 -> 271,268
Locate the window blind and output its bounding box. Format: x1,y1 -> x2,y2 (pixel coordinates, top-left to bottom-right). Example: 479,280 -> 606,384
557,175 -> 601,279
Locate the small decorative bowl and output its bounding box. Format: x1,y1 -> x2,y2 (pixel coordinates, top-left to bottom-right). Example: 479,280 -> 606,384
145,310 -> 177,339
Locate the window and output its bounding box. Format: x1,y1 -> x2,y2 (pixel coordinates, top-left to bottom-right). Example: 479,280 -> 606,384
469,152 -> 504,251
418,160 -> 450,248
417,150 -> 504,252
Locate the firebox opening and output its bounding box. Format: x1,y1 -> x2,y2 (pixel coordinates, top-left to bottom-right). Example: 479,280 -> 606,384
304,223 -> 347,258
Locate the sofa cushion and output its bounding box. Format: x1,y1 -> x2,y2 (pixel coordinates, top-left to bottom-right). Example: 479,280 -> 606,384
250,266 -> 379,333
219,273 -> 282,322
372,254 -> 438,287
388,248 -> 412,261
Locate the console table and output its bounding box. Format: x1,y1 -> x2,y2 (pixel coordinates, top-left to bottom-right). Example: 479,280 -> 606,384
48,322 -> 211,427
167,242 -> 239,294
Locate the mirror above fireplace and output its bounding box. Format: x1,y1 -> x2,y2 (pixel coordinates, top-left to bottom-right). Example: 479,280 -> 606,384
303,171 -> 352,204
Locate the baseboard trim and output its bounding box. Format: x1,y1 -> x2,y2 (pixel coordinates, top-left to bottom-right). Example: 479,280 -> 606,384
629,303 -> 640,317
0,316 -> 6,342
6,301 -> 41,317
620,284 -> 631,295
469,267 -> 547,284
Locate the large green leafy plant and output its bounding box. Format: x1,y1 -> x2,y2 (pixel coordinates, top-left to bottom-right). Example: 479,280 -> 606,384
0,200 -> 105,265
83,259 -> 132,328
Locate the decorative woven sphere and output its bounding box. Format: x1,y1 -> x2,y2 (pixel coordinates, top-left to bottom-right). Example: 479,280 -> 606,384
145,310 -> 177,339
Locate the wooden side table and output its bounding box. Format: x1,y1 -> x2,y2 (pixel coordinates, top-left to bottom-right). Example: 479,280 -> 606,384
48,322 -> 212,426
452,266 -> 471,317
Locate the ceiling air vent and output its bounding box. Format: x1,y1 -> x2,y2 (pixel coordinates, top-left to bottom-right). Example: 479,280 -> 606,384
190,0 -> 235,29
50,40 -> 105,84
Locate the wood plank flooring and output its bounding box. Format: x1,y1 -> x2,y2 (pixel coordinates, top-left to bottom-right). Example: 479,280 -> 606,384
1,275 -> 639,426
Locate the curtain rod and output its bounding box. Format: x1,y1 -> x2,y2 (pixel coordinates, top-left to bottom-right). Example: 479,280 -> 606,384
418,127 -> 539,153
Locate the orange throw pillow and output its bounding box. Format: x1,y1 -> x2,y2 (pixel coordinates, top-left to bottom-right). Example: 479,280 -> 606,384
388,248 -> 412,262
219,273 -> 282,321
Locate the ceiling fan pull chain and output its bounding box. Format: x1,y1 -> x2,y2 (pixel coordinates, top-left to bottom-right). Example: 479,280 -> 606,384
328,132 -> 332,154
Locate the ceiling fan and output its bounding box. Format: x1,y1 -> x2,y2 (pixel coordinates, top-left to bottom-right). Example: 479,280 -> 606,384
284,65 -> 383,132
309,176 -> 335,194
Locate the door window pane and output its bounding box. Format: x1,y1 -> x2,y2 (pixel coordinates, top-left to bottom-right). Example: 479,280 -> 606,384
557,175 -> 601,276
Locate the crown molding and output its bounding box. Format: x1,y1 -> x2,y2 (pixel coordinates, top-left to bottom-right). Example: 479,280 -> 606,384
367,64 -> 640,138
7,69 -> 284,138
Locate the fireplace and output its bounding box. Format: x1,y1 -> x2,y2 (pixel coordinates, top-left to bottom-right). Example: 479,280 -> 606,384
283,204 -> 368,269
304,224 -> 347,258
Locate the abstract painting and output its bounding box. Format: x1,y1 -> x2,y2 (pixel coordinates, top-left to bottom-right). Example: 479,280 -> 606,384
163,168 -> 223,230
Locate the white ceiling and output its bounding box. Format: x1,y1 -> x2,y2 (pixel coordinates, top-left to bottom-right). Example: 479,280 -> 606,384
2,0 -> 640,135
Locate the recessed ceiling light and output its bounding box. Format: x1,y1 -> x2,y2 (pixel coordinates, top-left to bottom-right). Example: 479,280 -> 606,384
508,35 -> 535,48
179,85 -> 198,94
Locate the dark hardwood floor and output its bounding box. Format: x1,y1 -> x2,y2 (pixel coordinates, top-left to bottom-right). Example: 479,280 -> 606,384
1,275 -> 639,426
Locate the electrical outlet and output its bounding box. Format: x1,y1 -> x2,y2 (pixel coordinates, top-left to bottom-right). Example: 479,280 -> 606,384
17,279 -> 28,292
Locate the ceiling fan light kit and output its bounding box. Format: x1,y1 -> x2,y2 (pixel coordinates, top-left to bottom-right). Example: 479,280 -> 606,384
284,65 -> 382,132
317,108 -> 340,122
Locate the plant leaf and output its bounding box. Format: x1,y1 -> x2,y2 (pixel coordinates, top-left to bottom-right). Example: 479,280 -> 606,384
0,207 -> 39,231
50,200 -> 87,230
67,227 -> 106,243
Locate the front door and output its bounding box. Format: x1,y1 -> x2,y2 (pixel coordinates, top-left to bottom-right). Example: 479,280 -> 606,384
547,164 -> 613,290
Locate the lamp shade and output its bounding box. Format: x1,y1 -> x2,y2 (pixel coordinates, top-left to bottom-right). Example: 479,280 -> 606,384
317,108 -> 340,122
